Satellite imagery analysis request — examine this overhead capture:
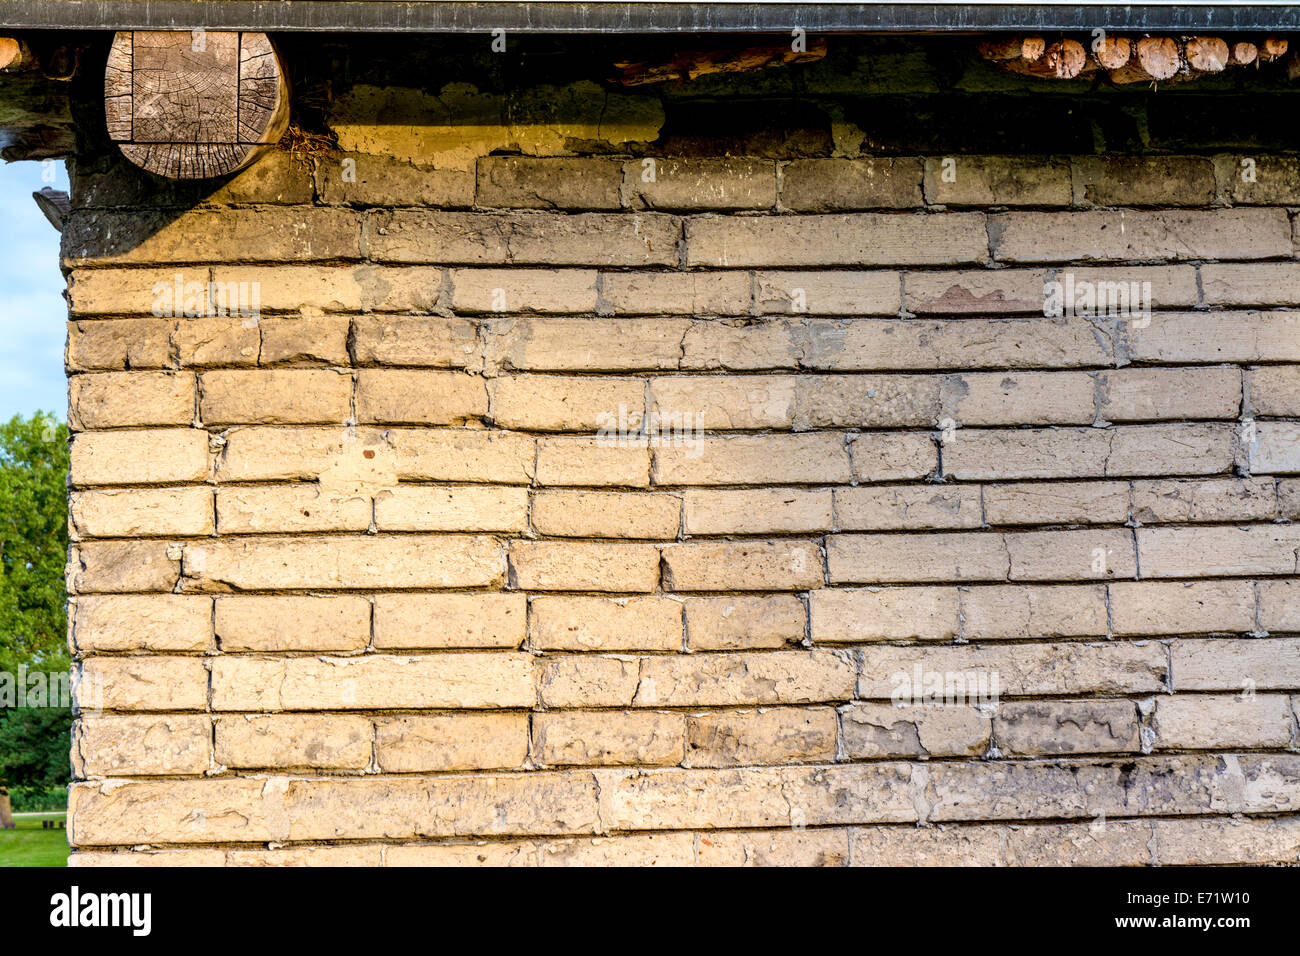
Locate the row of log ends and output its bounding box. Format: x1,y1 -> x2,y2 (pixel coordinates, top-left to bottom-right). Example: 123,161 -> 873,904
979,34 -> 1291,84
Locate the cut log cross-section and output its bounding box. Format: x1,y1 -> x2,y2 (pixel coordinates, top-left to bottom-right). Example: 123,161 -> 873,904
104,30 -> 290,179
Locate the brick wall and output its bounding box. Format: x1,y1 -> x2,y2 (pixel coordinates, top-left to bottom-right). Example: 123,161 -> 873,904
61,43 -> 1300,863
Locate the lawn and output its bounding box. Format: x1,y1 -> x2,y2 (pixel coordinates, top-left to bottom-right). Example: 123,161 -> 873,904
0,812 -> 68,866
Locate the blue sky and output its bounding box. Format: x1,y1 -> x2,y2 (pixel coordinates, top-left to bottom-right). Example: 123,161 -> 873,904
0,159 -> 70,422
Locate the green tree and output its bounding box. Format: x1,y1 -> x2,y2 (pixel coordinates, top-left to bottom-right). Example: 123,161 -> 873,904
0,412 -> 70,792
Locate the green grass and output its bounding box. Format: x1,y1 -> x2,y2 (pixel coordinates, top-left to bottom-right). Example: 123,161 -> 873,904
0,812 -> 69,867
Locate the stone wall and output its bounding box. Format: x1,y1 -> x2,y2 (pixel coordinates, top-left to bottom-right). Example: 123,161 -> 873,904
63,35 -> 1300,865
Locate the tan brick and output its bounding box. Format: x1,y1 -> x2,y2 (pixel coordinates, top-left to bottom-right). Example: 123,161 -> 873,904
509,541 -> 660,592
351,316 -> 478,367
71,428 -> 211,486
1259,580 -> 1300,631
1098,367 -> 1240,421
533,711 -> 684,767
1172,637 -> 1300,691
782,158 -> 922,210
1226,155 -> 1300,205
1072,156 -> 1216,206
211,654 -> 534,710
374,485 -> 527,532
840,702 -> 991,758
67,318 -> 173,370
495,317 -> 692,371
600,272 -> 750,316
1110,580 -> 1255,636
184,535 -> 504,590
943,424 -> 1234,480
538,833 -> 697,867
449,268 -> 598,314
71,486 -> 214,538
1251,421 -> 1300,474
1006,528 -> 1136,580
628,158 -> 776,210
1131,477 -> 1276,524
70,540 -> 181,593
1251,365 -> 1300,416
834,485 -> 981,531
849,432 -> 936,481
1201,263 -> 1300,307
70,371 -> 194,429
859,641 -> 1169,698
1127,312 -> 1300,363
924,155 -> 1070,207
210,264 -> 444,313
217,484 -> 371,534
225,845 -> 386,867
663,540 -> 823,591
654,433 -> 851,486
1152,694 -> 1293,749
493,374 -> 642,431
319,152 -> 474,207
993,208 -> 1291,263
478,157 -> 622,210
80,656 -> 209,712
905,265 -> 1196,315
74,595 -> 212,653
684,595 -> 806,650
852,824 -> 1005,866
1281,480 -> 1300,521
755,270 -> 901,316
681,319 -> 801,370
828,532 -> 1008,584
650,375 -> 795,429
531,596 -> 681,652
384,843 -> 537,867
535,437 -> 650,487
1138,525 -> 1300,578
793,374 -> 940,428
69,850 -> 230,868
172,316 -> 260,366
63,207 -> 363,266
984,481 -> 1129,525
696,829 -> 851,867
686,212 -> 989,268
376,714 -> 529,772
200,369 -> 351,425
1154,817 -> 1300,866
810,587 -> 959,642
77,715 -> 212,776
962,584 -> 1107,640
994,700 -> 1140,756
66,267 -> 204,316
355,370 -> 487,425
368,210 -> 680,266
215,595 -> 371,652
538,650 -> 855,708
949,371 -> 1096,426
685,488 -> 832,534
686,707 -> 836,767
373,593 -> 526,650
531,490 -> 680,538
258,315 -> 350,364
1003,821 -> 1152,867
215,714 -> 372,770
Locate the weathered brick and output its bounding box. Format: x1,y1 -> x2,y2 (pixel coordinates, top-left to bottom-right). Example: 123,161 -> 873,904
849,432 -> 936,481
828,532 -> 1009,584
983,481 -> 1129,526
1097,367 -> 1240,421
217,485 -> 372,534
961,584 -> 1108,639
509,541 -> 660,591
1138,525 -> 1300,578
478,157 -> 622,210
492,317 -> 692,371
535,437 -> 650,487
698,829 -> 850,867
1201,263 -> 1300,307
600,272 -> 750,316
258,316 -> 351,364
1003,821 -> 1151,867
684,595 -> 806,650
1172,637 -> 1300,691
810,587 -> 959,643
171,316 -> 260,366
1126,313 -> 1300,363
79,657 -> 209,712
650,374 -> 795,430
69,540 -> 181,593
840,702 -> 991,758
356,370 -> 487,425
1072,156 -> 1216,207
1251,365 -> 1300,416
70,371 -> 194,429
681,319 -> 801,370
320,152 -> 475,207
531,596 -> 682,651
373,593 -> 526,650
351,316 -> 478,367
756,271 -> 901,316
493,374 -> 643,431
1251,421 -> 1300,474
71,487 -> 214,538
215,595 -> 371,652
1258,580 -> 1300,631
531,490 -> 680,538
215,714 -> 372,770
1224,155 -> 1300,205
74,595 -> 212,653
77,715 -> 212,776
211,654 -> 534,710
628,158 -> 777,210
686,212 -> 989,268
67,318 -> 173,370
184,535 -> 504,590
924,155 -> 1070,207
373,485 -> 528,532
663,540 -> 824,591
852,824 -> 1005,866
450,268 -> 598,314
905,265 -> 1196,315
685,488 -> 832,534
533,711 -> 684,767
994,700 -> 1140,755
782,158 -> 922,210
1153,817 -> 1300,866
1130,477 -> 1276,523
375,714 -> 529,772
685,707 -> 837,767
71,428 -> 211,486
654,433 -> 851,486
834,485 -> 981,531
200,369 -> 352,425
1110,580 -> 1255,636
1152,694 -> 1293,750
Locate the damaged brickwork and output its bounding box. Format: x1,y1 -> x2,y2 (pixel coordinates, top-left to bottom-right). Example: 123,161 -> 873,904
47,34 -> 1300,865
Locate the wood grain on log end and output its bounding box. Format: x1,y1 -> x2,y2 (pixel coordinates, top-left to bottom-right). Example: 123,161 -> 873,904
104,30 -> 290,180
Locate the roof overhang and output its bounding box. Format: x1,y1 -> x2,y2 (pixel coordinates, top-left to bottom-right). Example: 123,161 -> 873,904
4,1 -> 1300,34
